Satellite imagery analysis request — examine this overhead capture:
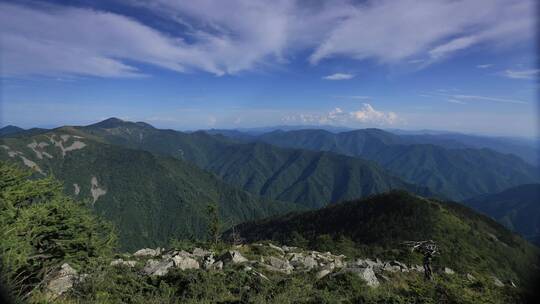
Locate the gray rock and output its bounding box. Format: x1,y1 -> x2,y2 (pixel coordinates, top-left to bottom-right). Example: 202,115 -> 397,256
172,255 -> 200,270
133,248 -> 162,257
382,263 -> 400,273
267,256 -> 293,273
110,259 -> 137,267
316,262 -> 335,279
192,247 -> 211,257
210,261 -> 223,270
142,259 -> 173,276
336,267 -> 379,287
444,267 -> 455,275
220,250 -> 248,264
268,243 -> 286,255
492,276 -> 504,287
45,263 -> 78,299
202,254 -> 216,269
466,273 -> 476,281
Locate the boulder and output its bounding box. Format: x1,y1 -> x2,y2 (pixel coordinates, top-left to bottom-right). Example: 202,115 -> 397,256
263,256 -> 294,274
45,263 -> 78,299
210,261 -> 223,270
202,254 -> 216,269
382,263 -> 400,273
133,248 -> 162,257
142,259 -> 173,276
466,273 -> 476,281
316,262 -> 335,279
336,267 -> 379,287
220,250 -> 248,264
172,255 -> 199,270
192,247 -> 211,257
110,259 -> 137,267
491,276 -> 504,287
444,267 -> 455,275
268,243 -> 285,255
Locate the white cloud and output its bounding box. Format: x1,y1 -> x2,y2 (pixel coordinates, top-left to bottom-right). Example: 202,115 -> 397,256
0,0 -> 535,77
309,0 -> 534,64
282,103 -> 398,126
502,69 -> 539,80
350,104 -> 398,125
477,64 -> 493,69
323,73 -> 355,80
451,94 -> 527,104
429,36 -> 478,60
447,99 -> 466,105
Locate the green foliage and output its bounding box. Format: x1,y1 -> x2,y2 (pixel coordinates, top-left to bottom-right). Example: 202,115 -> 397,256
0,162 -> 116,302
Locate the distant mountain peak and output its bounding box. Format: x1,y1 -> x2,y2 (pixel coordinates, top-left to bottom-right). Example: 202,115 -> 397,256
0,125 -> 25,136
88,117 -> 154,129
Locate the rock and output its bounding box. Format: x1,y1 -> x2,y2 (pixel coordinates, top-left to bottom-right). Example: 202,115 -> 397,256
172,255 -> 199,270
142,259 -> 173,276
192,247 -> 211,257
411,265 -> 424,272
491,276 -> 504,287
45,263 -> 78,299
293,256 -> 318,270
210,261 -> 223,270
382,263 -> 400,273
268,243 -> 285,255
316,262 -> 335,279
110,259 -> 137,267
220,250 -> 248,264
133,248 -> 162,257
267,256 -> 293,273
202,254 -> 216,269
466,273 -> 476,281
357,267 -> 379,287
444,267 -> 455,275
282,245 -> 298,252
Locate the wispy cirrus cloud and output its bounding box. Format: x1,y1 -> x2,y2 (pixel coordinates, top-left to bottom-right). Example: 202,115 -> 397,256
502,69 -> 539,80
476,64 -> 493,69
0,0 -> 535,78
450,94 -> 527,104
323,73 -> 355,80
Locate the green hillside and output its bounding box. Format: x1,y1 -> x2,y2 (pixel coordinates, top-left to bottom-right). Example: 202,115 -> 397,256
0,129 -> 297,251
465,184 -> 540,245
255,129 -> 540,200
79,118 -> 434,208
229,191 -> 539,285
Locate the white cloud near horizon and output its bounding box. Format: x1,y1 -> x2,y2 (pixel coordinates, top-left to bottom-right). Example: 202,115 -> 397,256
476,64 -> 493,69
323,73 -> 355,80
282,103 -> 398,126
0,0 -> 535,78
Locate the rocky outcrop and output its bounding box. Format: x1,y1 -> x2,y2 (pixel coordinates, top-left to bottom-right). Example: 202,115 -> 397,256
45,263 -> 80,300
220,250 -> 248,264
134,248 -> 163,257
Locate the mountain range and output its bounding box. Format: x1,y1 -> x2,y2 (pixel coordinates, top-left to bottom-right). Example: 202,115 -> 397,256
229,128 -> 539,200
1,118 -> 539,247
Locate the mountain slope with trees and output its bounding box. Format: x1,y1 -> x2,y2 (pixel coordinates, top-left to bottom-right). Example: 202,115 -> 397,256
465,184 -> 540,245
78,118 -> 434,208
252,129 -> 540,200
0,129 -> 297,251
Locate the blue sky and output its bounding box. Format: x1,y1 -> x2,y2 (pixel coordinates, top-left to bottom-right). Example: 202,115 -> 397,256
0,0 -> 538,137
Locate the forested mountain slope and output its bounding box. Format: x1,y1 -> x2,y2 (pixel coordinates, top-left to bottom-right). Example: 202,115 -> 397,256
252,129 -> 540,200
0,128 -> 296,251
465,184 -> 540,245
79,118 -> 434,208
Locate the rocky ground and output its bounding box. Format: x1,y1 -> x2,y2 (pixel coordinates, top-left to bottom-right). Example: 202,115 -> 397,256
44,242 -> 511,301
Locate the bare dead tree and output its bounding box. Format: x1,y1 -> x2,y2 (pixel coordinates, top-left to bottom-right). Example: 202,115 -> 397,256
403,240 -> 439,280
